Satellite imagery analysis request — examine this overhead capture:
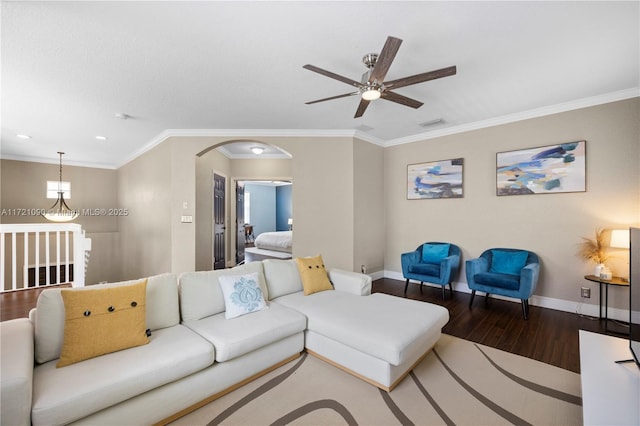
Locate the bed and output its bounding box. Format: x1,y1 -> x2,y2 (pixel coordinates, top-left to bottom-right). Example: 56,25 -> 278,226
253,230 -> 293,253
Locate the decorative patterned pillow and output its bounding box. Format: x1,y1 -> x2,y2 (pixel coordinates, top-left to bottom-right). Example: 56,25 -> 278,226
57,280 -> 149,368
218,272 -> 267,319
295,255 -> 334,296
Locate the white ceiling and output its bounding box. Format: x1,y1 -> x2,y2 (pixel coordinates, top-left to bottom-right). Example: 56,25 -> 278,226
1,1 -> 638,169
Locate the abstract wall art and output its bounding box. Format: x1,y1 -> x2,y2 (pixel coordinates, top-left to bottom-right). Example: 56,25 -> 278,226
408,158 -> 464,200
496,140 -> 586,196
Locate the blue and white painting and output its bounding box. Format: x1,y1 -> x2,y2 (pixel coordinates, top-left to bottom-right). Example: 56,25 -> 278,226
408,158 -> 464,199
496,140 -> 586,196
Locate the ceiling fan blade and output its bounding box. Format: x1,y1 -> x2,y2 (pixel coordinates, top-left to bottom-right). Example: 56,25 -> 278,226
305,91 -> 360,105
369,36 -> 402,84
381,91 -> 424,109
303,64 -> 361,87
384,65 -> 457,90
354,99 -> 371,118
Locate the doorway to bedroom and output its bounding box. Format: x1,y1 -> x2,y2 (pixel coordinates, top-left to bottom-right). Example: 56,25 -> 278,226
238,180 -> 293,263
195,140 -> 293,271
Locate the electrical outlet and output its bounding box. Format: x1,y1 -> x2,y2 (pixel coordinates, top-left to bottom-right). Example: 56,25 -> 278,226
581,287 -> 591,298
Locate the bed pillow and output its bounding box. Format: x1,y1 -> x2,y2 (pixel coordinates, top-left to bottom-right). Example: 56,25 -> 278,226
296,255 -> 333,296
218,272 -> 267,319
57,280 -> 149,367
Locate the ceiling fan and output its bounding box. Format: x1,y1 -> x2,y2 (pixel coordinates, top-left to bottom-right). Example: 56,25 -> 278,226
303,36 -> 456,118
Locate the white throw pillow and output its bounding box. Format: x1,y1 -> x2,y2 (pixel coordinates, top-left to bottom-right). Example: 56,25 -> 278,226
218,272 -> 267,319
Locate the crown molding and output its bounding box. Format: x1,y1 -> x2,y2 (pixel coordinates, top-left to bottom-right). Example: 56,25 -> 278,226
5,89 -> 637,169
0,154 -> 117,170
385,88 -> 640,147
117,128 -> 385,167
109,87 -> 640,168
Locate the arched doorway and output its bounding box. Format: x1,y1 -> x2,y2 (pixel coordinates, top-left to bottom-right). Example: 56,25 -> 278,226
195,140 -> 292,270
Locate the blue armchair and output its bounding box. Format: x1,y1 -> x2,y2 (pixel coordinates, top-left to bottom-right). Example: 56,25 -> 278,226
401,242 -> 461,298
466,248 -> 540,319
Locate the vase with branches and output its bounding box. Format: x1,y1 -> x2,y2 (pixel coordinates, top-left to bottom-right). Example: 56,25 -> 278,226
578,228 -> 610,275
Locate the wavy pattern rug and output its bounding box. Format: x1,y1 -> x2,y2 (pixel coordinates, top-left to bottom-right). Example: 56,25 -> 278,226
170,334 -> 583,425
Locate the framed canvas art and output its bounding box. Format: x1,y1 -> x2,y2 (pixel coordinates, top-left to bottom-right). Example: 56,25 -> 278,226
408,158 -> 463,199
496,140 -> 586,196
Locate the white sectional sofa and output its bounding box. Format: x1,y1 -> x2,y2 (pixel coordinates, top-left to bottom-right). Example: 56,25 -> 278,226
0,259 -> 449,426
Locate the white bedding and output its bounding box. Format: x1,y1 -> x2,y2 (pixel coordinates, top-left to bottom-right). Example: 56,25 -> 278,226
254,231 -> 292,253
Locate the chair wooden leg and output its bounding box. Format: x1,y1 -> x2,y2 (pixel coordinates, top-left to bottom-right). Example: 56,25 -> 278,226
441,285 -> 445,299
521,299 -> 529,320
469,290 -> 476,308
449,283 -> 453,296
404,279 -> 409,295
419,281 -> 423,294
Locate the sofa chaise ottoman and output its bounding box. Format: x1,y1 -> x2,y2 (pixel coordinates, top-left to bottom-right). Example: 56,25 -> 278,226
262,258 -> 450,391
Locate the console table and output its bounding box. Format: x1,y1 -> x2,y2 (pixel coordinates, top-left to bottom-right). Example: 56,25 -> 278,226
583,275 -> 630,333
579,330 -> 639,425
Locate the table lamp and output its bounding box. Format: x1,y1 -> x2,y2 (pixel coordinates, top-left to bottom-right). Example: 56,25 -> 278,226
610,229 -> 630,281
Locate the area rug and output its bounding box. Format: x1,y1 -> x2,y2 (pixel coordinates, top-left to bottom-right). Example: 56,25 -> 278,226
170,334 -> 582,425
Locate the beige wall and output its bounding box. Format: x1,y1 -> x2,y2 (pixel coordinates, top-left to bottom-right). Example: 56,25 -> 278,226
384,98 -> 640,310
0,159 -> 120,285
353,138 -> 385,273
117,141 -> 173,280
117,135 -> 361,277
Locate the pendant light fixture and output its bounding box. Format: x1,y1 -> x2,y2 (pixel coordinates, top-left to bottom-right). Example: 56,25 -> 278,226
43,152 -> 78,222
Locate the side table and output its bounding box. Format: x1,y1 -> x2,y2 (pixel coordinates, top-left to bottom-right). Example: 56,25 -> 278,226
583,275 -> 630,333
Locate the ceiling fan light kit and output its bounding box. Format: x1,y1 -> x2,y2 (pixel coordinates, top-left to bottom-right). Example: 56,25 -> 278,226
303,36 -> 456,118
361,86 -> 381,101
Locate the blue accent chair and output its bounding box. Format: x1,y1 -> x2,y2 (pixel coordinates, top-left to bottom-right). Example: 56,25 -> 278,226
401,242 -> 461,298
466,248 -> 540,319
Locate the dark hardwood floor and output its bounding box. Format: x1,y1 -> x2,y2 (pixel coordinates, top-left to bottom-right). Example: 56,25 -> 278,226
0,284 -> 70,322
1,277 -> 625,374
373,278 -> 626,374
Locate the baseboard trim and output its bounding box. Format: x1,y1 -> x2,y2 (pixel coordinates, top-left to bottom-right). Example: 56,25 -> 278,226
381,270 -> 629,322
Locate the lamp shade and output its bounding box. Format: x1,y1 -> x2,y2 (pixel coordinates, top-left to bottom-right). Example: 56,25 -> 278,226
287,218 -> 293,225
610,229 -> 630,249
44,193 -> 79,222
43,152 -> 78,222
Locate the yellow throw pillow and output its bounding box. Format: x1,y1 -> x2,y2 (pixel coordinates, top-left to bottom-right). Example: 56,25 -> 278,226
295,255 -> 333,296
57,280 -> 149,368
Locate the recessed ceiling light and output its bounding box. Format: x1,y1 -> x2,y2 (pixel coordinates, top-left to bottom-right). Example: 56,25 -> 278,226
251,146 -> 265,155
16,134 -> 31,139
95,136 -> 108,141
115,113 -> 130,120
